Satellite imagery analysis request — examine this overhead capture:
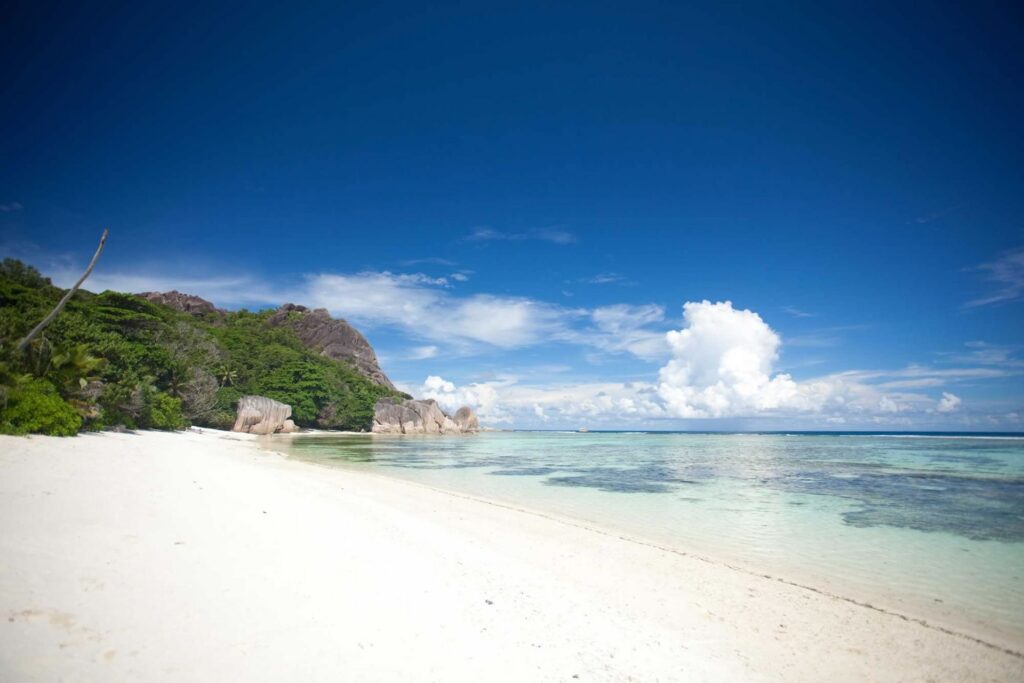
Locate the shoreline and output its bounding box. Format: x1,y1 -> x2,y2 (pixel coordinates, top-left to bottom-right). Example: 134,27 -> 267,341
282,442 -> 1024,659
2,429 -> 1022,681
281,430 -> 1024,651
279,433 -> 1024,657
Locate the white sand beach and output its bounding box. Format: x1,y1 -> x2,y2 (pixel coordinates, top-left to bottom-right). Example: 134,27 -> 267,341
1,430 -> 1021,682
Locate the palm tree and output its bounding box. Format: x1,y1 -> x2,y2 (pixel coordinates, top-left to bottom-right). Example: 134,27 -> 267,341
44,342 -> 106,394
216,364 -> 238,387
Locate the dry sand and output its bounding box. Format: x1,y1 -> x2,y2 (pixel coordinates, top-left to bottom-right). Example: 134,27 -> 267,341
1,429 -> 1021,682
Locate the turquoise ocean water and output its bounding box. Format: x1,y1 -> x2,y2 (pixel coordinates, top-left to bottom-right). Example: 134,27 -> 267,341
285,431 -> 1024,648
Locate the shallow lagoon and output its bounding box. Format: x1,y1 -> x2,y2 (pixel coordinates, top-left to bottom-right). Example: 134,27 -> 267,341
287,431 -> 1024,647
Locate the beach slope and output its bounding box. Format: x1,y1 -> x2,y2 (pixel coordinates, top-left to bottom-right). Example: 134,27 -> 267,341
1,430 -> 1020,681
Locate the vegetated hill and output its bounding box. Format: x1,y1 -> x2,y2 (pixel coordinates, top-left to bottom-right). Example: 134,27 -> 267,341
142,293 -> 396,391
0,259 -> 405,435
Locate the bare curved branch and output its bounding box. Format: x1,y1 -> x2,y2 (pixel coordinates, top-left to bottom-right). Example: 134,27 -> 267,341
17,229 -> 109,352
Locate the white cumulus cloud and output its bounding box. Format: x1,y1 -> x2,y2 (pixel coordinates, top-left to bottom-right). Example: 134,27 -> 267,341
420,375 -> 506,422
652,301 -> 943,419
657,301 -> 809,417
937,392 -> 962,413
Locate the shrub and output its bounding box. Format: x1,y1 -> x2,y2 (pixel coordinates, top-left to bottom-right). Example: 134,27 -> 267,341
142,390 -> 187,430
205,386 -> 242,430
206,409 -> 237,430
214,385 -> 242,411
97,379 -> 146,429
0,378 -> 82,436
0,259 -> 52,289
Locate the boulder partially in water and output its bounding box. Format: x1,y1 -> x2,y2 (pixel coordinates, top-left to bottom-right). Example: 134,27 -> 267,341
371,399 -> 424,434
372,398 -> 478,434
452,406 -> 479,432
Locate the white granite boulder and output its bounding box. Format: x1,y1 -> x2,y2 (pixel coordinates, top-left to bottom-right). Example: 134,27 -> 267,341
232,395 -> 296,435
372,398 -> 478,434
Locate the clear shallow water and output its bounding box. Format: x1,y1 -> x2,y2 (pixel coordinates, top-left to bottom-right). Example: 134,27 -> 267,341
286,431 -> 1024,646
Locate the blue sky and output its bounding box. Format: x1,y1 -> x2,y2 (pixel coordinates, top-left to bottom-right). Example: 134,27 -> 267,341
2,1 -> 1022,429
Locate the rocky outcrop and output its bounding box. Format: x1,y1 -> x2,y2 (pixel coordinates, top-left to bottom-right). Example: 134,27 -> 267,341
137,292 -> 398,391
452,406 -> 479,432
372,398 -> 478,434
267,304 -> 396,390
140,290 -> 223,316
232,395 -> 297,435
371,399 -> 429,434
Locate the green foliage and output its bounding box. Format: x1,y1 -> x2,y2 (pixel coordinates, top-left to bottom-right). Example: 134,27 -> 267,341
0,377 -> 82,436
205,386 -> 242,430
0,264 -> 57,345
202,310 -> 398,430
26,340 -> 106,394
0,259 -> 53,290
0,259 -> 402,435
95,378 -> 145,429
214,385 -> 243,411
143,389 -> 188,430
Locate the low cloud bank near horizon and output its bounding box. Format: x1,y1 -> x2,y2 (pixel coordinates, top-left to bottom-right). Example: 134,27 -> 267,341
409,301 -> 1021,429
13,256 -> 1020,429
